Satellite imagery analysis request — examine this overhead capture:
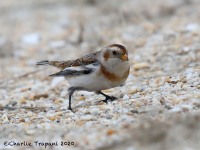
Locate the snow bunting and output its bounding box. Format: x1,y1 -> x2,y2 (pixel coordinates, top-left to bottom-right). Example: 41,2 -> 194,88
37,44 -> 130,111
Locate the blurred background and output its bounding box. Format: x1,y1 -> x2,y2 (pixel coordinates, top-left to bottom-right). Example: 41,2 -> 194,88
0,0 -> 200,150
1,0 -> 199,79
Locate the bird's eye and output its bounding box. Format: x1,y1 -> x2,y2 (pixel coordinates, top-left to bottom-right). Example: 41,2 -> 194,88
112,51 -> 117,55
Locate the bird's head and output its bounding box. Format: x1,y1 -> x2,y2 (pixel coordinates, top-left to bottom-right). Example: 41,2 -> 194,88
101,44 -> 129,64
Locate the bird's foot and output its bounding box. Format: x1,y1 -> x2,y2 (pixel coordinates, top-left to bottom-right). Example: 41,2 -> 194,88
99,96 -> 117,104
68,107 -> 75,113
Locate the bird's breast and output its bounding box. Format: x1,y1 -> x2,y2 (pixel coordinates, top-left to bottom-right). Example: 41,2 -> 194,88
99,61 -> 130,83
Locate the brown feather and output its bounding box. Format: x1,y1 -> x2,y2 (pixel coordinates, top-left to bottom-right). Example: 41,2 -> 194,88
103,51 -> 110,61
100,65 -> 130,82
109,44 -> 127,54
48,61 -> 74,70
47,51 -> 101,70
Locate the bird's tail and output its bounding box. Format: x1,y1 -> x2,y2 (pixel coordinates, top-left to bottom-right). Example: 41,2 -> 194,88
36,60 -> 50,66
36,60 -> 75,70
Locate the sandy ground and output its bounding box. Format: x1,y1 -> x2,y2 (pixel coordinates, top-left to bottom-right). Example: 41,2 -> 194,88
0,0 -> 200,150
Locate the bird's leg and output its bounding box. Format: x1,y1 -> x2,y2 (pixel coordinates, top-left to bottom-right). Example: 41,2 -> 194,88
98,91 -> 117,103
68,87 -> 76,112
68,87 -> 85,112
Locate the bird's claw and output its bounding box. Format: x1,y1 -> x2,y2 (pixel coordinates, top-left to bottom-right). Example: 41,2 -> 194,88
68,107 -> 75,113
99,96 -> 117,104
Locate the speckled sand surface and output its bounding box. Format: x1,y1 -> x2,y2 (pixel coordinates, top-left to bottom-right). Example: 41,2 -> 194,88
0,0 -> 200,150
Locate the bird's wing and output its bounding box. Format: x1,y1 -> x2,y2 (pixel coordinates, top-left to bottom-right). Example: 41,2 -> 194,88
49,68 -> 93,77
36,51 -> 101,70
36,60 -> 74,70
49,61 -> 100,77
71,51 -> 100,67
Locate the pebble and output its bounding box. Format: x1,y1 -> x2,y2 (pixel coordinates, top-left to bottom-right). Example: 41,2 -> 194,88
24,118 -> 30,123
0,36 -> 6,45
76,120 -> 87,126
54,99 -> 64,104
106,129 -> 117,136
105,114 -> 113,119
133,62 -> 149,70
128,87 -> 137,94
169,106 -> 182,113
49,40 -> 66,49
85,121 -> 94,127
2,114 -> 9,124
60,91 -> 68,97
22,33 -> 40,45
123,94 -> 129,101
82,115 -> 93,121
185,23 -> 200,32
126,147 -> 136,150
29,93 -> 48,100
180,105 -> 193,111
25,129 -> 35,135
131,94 -> 141,99
90,107 -> 100,116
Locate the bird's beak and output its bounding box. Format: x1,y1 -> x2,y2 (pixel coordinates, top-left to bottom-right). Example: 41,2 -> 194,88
121,54 -> 129,61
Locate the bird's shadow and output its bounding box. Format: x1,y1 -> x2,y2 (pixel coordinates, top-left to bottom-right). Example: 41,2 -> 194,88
0,106 -> 51,113
1,98 -> 123,113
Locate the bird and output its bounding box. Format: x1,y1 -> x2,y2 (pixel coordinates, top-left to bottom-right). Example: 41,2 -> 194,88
36,44 -> 130,111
